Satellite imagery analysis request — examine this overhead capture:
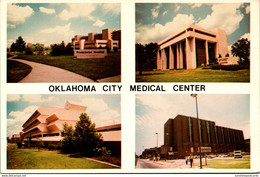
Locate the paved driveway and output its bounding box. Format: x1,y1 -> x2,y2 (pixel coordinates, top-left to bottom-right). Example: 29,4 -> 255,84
9,58 -> 95,83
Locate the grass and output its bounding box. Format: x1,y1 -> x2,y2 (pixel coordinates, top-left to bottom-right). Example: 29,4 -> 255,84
7,145 -> 117,169
136,68 -> 250,82
7,60 -> 32,83
194,155 -> 250,169
14,52 -> 121,81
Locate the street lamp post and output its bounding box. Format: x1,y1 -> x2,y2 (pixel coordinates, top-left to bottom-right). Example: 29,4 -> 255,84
191,94 -> 203,169
155,133 -> 158,156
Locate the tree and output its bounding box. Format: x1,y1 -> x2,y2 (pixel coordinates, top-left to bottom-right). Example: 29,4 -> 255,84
16,36 -> 26,53
34,44 -> 44,54
144,43 -> 158,69
61,122 -> 75,153
10,42 -> 17,52
231,38 -> 250,63
74,113 -> 104,156
65,43 -> 74,55
136,43 -> 145,75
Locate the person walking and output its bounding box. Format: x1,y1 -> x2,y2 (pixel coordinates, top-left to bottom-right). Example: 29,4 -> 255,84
190,154 -> 193,168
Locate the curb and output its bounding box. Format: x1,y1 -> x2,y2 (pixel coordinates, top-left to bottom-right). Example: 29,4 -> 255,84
81,156 -> 121,168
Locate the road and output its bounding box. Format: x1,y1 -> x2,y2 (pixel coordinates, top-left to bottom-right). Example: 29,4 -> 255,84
136,158 -> 208,169
136,159 -> 164,168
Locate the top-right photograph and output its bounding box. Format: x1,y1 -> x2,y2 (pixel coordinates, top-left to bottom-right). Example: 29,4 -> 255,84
135,3 -> 250,82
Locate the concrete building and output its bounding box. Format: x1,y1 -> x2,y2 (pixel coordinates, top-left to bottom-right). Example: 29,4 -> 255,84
163,115 -> 245,158
157,25 -> 229,70
72,28 -> 121,54
22,101 -> 121,156
22,101 -> 87,142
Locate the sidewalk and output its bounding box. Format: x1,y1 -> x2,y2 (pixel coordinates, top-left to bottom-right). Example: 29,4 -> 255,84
8,58 -> 95,83
97,75 -> 121,82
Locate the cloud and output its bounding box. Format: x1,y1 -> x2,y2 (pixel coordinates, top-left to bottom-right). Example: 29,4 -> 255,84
58,4 -> 97,21
245,5 -> 250,14
162,10 -> 168,16
196,4 -> 243,35
175,5 -> 181,11
136,14 -> 194,44
240,33 -> 250,40
7,4 -> 34,26
7,24 -> 16,29
39,7 -> 56,14
7,105 -> 38,137
101,3 -> 120,15
190,3 -> 202,8
80,97 -> 121,127
93,19 -> 105,27
7,95 -> 21,102
151,5 -> 160,19
40,23 -> 73,34
21,95 -> 55,103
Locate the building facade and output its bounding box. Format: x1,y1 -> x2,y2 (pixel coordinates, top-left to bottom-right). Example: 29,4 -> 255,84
157,25 -> 229,70
22,101 -> 87,142
71,28 -> 121,55
163,115 -> 245,158
22,101 -> 121,155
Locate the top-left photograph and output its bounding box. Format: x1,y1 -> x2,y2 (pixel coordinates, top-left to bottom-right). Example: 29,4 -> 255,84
7,3 -> 121,83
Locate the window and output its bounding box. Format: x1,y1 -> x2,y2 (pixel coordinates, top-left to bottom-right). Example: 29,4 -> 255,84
207,121 -> 211,143
189,117 -> 193,142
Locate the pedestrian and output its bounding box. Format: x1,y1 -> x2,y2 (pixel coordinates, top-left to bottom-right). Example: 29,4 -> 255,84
190,154 -> 193,168
157,154 -> 160,161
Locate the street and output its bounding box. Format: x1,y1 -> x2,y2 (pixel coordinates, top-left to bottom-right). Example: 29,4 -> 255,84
136,158 -> 208,169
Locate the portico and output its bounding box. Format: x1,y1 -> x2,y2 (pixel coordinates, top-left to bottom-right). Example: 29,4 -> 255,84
157,25 -> 228,70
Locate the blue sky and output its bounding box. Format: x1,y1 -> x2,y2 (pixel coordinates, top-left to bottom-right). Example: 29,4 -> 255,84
7,3 -> 121,47
136,94 -> 250,155
136,3 -> 250,52
7,94 -> 121,138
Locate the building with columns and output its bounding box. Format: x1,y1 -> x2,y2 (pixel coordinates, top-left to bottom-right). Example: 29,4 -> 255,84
157,25 -> 229,70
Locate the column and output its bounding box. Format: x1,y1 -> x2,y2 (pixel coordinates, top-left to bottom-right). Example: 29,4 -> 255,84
176,43 -> 180,69
205,40 -> 209,65
157,51 -> 161,70
169,45 -> 174,69
162,49 -> 166,70
179,42 -> 183,69
192,37 -> 197,68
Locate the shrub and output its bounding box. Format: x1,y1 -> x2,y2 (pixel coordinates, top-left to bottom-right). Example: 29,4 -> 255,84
47,142 -> 62,150
17,142 -> 22,148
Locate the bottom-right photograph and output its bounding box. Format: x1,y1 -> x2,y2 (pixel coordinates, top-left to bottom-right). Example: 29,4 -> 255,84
135,94 -> 250,169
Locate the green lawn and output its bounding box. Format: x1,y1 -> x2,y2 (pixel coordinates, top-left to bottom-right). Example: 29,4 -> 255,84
13,53 -> 121,81
7,60 -> 32,83
7,145 -> 116,169
194,155 -> 250,169
136,68 -> 250,82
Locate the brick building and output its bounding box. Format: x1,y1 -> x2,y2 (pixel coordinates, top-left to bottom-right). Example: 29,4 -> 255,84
163,115 -> 245,158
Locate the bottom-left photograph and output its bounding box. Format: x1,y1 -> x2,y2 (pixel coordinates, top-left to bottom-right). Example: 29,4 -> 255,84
6,94 -> 121,169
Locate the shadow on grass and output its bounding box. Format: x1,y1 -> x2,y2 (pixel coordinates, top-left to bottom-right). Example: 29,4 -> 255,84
137,73 -> 164,76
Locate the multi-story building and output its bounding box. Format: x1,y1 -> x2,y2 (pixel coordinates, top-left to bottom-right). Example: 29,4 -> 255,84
163,115 -> 245,158
71,28 -> 121,54
157,25 -> 229,70
22,101 -> 121,157
22,101 -> 87,142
